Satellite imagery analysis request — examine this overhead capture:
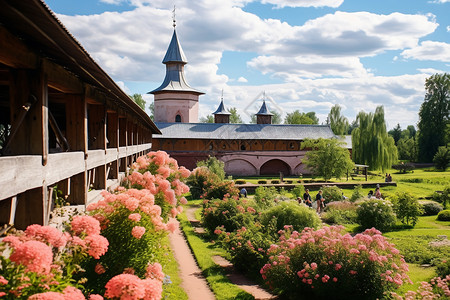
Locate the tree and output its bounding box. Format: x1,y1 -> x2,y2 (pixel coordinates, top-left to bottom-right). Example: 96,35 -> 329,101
327,104 -> 349,135
388,123 -> 402,145
397,137 -> 418,161
417,73 -> 450,162
433,146 -> 449,171
130,93 -> 146,110
284,110 -> 318,125
347,119 -> 359,134
250,111 -> 282,124
406,125 -> 416,138
149,101 -> 154,120
197,156 -> 226,180
228,107 -> 243,124
200,115 -> 214,123
351,106 -> 398,171
302,138 -> 354,181
390,192 -> 423,227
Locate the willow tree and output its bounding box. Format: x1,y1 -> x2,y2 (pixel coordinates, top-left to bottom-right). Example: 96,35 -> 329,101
351,106 -> 397,171
328,104 -> 349,135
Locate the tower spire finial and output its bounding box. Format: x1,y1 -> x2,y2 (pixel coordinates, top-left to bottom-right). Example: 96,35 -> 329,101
221,89 -> 224,101
172,5 -> 176,28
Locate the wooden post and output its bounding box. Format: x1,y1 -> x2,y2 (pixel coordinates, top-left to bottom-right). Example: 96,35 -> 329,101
119,117 -> 127,172
107,111 -> 119,179
15,187 -> 46,229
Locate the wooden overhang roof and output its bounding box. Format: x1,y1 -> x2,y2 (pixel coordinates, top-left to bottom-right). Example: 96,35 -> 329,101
0,0 -> 160,134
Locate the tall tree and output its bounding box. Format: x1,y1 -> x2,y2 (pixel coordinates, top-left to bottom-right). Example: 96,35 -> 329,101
284,110 -> 318,125
388,123 -> 402,145
228,107 -> 243,123
250,111 -> 282,124
200,115 -> 214,123
302,138 -> 354,181
327,104 -> 349,135
130,93 -> 146,110
407,125 -> 416,138
351,106 -> 398,171
417,73 -> 450,162
347,119 -> 359,134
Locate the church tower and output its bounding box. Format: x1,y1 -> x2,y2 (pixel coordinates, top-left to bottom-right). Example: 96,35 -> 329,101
149,16 -> 203,123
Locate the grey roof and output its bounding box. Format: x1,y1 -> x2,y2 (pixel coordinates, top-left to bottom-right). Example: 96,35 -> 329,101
256,100 -> 273,116
340,135 -> 352,149
162,30 -> 187,64
213,100 -> 231,115
154,122 -> 336,140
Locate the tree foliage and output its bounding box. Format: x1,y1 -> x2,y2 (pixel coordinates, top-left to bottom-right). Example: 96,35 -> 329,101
148,101 -> 154,120
433,146 -> 449,171
302,138 -> 354,181
130,93 -> 146,110
351,106 -> 398,171
328,104 -> 349,135
417,73 -> 450,162
197,156 -> 226,180
284,110 -> 319,125
228,107 -> 243,123
388,123 -> 402,145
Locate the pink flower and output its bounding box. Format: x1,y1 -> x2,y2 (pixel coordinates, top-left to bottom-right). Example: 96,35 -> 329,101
71,215 -> 101,236
146,262 -> 165,281
132,226 -> 146,239
0,276 -> 8,285
89,294 -> 104,300
105,274 -> 146,299
85,235 -> 109,259
128,213 -> 142,222
166,220 -> 178,233
179,166 -> 191,178
124,197 -> 140,212
180,197 -> 188,205
25,225 -> 67,248
29,292 -> 65,300
10,241 -> 53,274
63,286 -> 85,299
310,262 -> 317,270
142,278 -> 163,300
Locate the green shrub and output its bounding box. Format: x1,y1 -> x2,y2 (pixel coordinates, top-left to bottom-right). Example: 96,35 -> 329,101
204,180 -> 239,200
437,210 -> 450,221
421,201 -> 443,216
254,186 -> 277,210
187,166 -> 219,199
356,200 -> 396,232
432,186 -> 450,209
433,146 -> 449,171
322,201 -> 358,224
258,180 -> 267,184
350,185 -> 364,202
291,185 -> 305,199
322,185 -> 343,204
436,260 -> 450,277
197,156 -> 226,180
389,192 -> 423,226
202,198 -> 255,233
235,180 -> 246,184
392,163 -> 415,173
260,201 -> 321,237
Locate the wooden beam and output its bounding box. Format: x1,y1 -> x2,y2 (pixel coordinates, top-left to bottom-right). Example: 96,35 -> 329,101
0,25 -> 38,69
66,94 -> 87,152
43,59 -> 83,94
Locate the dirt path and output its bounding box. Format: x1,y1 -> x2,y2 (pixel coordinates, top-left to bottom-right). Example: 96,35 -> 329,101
168,217 -> 215,300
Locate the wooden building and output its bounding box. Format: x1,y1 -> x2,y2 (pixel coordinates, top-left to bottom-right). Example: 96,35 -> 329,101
0,0 -> 160,230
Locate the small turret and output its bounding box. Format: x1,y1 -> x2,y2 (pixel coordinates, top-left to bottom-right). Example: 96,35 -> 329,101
255,100 -> 273,124
213,99 -> 231,123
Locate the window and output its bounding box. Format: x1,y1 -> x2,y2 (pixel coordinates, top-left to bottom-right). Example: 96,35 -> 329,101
240,144 -> 246,151
175,114 -> 181,122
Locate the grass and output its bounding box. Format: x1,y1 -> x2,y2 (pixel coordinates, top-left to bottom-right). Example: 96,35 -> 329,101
160,235 -> 189,300
396,264 -> 437,294
178,201 -> 254,300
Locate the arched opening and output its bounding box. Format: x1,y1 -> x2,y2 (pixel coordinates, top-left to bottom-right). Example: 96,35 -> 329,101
260,159 -> 290,176
225,159 -> 257,176
240,144 -> 246,150
175,114 -> 181,122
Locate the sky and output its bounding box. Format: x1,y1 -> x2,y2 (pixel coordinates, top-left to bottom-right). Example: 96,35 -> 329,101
45,0 -> 450,129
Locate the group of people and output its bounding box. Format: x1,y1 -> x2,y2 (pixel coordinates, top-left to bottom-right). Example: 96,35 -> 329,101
297,189 -> 325,213
385,173 -> 393,182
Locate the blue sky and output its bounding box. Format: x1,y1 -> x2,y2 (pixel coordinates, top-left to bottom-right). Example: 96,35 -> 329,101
45,0 -> 450,128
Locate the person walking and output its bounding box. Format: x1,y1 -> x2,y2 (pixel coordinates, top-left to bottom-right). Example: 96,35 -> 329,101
315,190 -> 325,213
303,189 -> 312,207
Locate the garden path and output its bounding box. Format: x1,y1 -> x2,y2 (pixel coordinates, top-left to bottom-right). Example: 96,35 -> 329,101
168,218 -> 216,300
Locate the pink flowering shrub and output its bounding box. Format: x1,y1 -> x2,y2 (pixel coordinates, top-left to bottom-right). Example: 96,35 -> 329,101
391,276 -> 450,299
104,273 -> 163,300
187,166 -> 238,200
261,226 -> 411,299
123,151 -> 190,220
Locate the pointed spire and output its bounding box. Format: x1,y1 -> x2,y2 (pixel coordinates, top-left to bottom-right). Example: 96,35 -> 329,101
256,100 -> 273,116
162,30 -> 187,64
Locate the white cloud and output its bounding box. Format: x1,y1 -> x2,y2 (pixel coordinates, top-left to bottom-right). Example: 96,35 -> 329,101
237,77 -> 248,82
260,0 -> 343,8
116,81 -> 131,93
429,0 -> 450,3
402,41 -> 450,62
418,68 -> 446,74
99,0 -> 123,4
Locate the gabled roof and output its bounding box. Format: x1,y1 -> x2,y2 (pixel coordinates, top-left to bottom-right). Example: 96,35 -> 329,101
154,122 -> 336,141
213,100 -> 231,115
162,30 -> 187,64
256,100 -> 273,116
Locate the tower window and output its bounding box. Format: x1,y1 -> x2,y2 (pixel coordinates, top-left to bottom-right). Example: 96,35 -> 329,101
241,144 -> 246,151
175,115 -> 181,122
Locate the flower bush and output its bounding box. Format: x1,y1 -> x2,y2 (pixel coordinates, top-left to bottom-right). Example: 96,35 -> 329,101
391,276 -> 450,299
261,226 -> 411,299
321,201 -> 358,225
187,166 -> 238,200
254,186 -> 278,210
322,185 -> 343,203
356,199 -> 396,232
